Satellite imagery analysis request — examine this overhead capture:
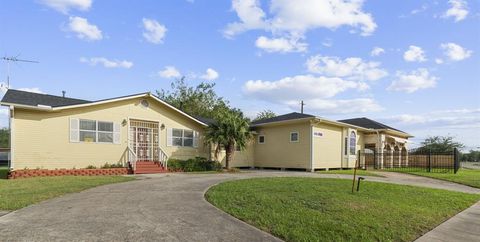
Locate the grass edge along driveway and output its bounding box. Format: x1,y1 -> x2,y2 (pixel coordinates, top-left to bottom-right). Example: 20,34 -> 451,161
0,175 -> 135,210
392,169 -> 480,189
206,177 -> 480,242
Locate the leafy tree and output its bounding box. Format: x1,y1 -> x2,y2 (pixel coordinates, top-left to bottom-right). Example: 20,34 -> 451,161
0,128 -> 9,148
157,77 -> 228,119
253,110 -> 276,122
204,108 -> 252,169
416,136 -> 464,153
461,150 -> 480,162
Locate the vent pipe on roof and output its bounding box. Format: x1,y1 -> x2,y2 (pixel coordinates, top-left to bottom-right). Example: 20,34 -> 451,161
62,90 -> 66,98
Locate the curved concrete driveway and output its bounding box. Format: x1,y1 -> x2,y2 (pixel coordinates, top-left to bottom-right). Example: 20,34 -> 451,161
0,171 -> 478,241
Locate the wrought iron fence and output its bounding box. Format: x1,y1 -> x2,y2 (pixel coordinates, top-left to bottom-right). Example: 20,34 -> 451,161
358,148 -> 460,173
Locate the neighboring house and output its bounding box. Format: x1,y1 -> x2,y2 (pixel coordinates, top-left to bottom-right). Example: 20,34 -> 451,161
1,89 -> 412,172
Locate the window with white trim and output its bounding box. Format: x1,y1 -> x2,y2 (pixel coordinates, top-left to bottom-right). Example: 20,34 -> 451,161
258,135 -> 265,144
349,131 -> 356,155
74,119 -> 119,144
170,128 -> 195,147
290,132 -> 299,142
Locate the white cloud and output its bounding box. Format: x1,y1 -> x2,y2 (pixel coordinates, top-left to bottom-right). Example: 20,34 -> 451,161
443,0 -> 468,22
80,57 -> 133,69
67,16 -> 102,41
243,74 -> 379,114
158,66 -> 181,78
18,87 -> 45,94
387,68 -> 437,93
440,42 -> 472,61
435,58 -> 444,64
244,74 -> 368,101
286,98 -> 382,114
224,0 -> 268,37
403,45 -> 427,62
306,55 -> 388,82
224,0 -> 377,52
370,47 -> 385,56
255,36 -> 307,53
200,68 -> 219,80
39,0 -> 92,14
142,18 -> 167,44
268,0 -> 377,36
411,4 -> 428,15
385,109 -> 480,127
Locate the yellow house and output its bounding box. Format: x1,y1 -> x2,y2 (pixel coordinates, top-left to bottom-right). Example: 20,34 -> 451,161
1,89 -> 412,173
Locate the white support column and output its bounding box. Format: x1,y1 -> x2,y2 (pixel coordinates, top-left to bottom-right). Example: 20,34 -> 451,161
389,149 -> 394,167
398,149 -> 402,168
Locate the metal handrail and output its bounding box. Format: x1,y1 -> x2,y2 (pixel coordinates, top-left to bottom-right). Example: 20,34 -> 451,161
127,146 -> 137,171
158,146 -> 168,171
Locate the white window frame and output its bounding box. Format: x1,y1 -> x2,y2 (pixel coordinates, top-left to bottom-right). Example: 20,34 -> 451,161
290,132 -> 299,143
97,121 -> 115,144
170,128 -> 195,148
258,135 -> 265,144
78,119 -> 117,144
349,131 -> 356,155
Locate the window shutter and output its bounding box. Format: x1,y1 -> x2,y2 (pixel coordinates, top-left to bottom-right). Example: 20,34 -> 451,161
113,122 -> 121,144
193,131 -> 199,148
166,128 -> 173,147
70,118 -> 79,143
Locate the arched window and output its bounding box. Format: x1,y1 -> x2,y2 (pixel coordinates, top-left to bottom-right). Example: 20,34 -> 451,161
349,131 -> 356,155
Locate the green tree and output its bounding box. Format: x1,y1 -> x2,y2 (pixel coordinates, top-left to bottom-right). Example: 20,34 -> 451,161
204,108 -> 252,169
416,136 -> 464,153
0,128 -> 9,148
461,150 -> 480,162
252,110 -> 276,122
157,77 -> 228,119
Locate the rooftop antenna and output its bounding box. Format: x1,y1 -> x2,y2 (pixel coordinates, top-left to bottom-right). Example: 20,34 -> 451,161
300,100 -> 305,114
1,55 -> 39,89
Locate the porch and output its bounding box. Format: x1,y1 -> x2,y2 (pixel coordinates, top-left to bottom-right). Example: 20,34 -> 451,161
126,119 -> 168,174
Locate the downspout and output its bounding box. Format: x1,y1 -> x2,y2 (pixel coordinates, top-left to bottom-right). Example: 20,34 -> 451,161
9,106 -> 14,170
310,123 -> 314,172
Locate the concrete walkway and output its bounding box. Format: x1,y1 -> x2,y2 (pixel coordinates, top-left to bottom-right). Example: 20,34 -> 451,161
416,201 -> 480,242
0,171 -> 478,241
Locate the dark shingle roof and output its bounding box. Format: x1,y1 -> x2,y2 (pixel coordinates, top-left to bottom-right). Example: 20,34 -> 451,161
1,89 -> 91,107
338,117 -> 407,134
251,112 -> 315,126
194,116 -> 216,126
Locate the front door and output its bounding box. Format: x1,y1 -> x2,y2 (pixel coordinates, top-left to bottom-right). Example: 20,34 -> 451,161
129,120 -> 159,161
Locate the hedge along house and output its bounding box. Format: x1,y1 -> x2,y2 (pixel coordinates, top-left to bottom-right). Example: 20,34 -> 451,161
1,89 -> 412,173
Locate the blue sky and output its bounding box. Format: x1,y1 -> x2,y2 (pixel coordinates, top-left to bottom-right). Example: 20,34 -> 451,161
0,0 -> 479,150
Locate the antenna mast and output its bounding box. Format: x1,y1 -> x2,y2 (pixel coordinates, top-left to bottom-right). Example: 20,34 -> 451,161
300,100 -> 305,114
1,55 -> 39,88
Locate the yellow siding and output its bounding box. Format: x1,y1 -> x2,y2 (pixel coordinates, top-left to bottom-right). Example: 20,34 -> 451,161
12,96 -> 208,170
312,123 -> 343,169
215,139 -> 255,168
253,122 -> 311,169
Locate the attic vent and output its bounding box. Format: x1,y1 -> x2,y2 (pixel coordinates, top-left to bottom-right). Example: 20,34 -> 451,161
141,100 -> 149,108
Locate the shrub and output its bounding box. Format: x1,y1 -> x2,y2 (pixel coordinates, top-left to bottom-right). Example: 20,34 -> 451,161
100,163 -> 124,169
85,165 -> 97,169
167,157 -> 222,172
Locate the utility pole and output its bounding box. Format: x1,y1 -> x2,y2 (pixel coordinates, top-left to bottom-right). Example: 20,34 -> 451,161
1,55 -> 39,88
300,100 -> 305,114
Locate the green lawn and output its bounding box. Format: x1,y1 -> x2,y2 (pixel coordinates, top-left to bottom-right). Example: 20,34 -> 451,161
397,169 -> 480,188
206,177 -> 480,242
317,169 -> 384,177
0,175 -> 135,210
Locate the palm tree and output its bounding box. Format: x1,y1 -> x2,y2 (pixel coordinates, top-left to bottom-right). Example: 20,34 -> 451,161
204,108 -> 252,169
